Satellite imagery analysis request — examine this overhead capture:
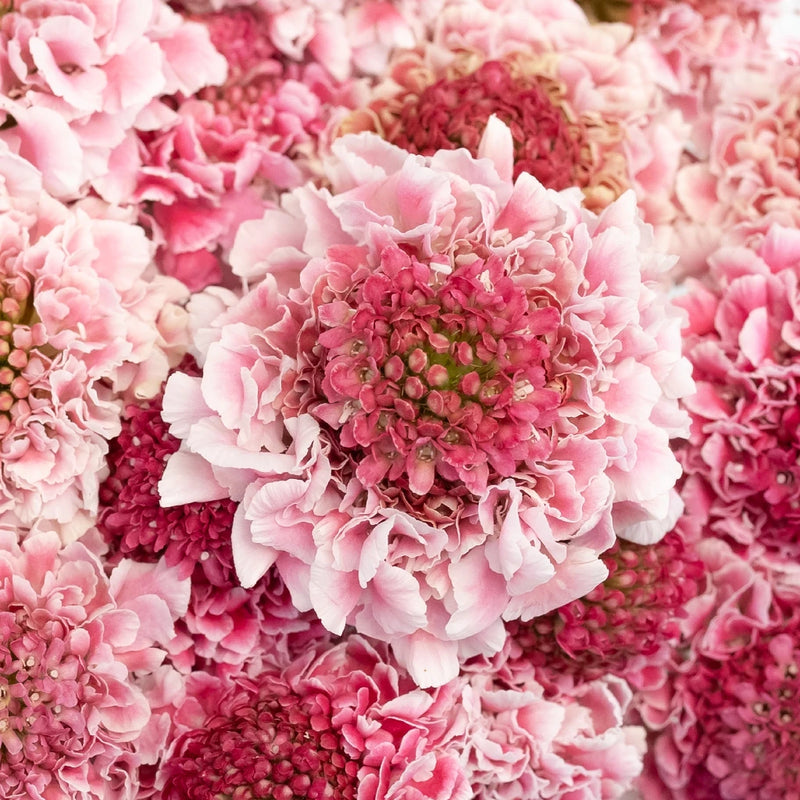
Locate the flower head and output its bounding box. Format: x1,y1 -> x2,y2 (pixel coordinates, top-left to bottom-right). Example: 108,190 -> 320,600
161,673 -> 359,800
158,635 -> 470,800
162,127 -> 692,685
643,539 -> 797,800
677,224 -> 800,565
0,529 -> 188,800
508,529 -> 705,681
0,0 -> 226,200
342,0 -> 683,222
0,180 -> 189,529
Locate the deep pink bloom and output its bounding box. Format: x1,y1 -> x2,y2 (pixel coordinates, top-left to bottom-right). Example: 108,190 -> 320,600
638,539 -> 794,800
676,224 -> 800,568
99,358 -> 237,582
157,635 -> 470,800
507,529 -> 705,682
162,127 -> 692,685
0,529 -> 189,800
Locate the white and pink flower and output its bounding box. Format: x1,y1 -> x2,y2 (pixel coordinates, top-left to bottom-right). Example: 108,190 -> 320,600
0,0 -> 227,201
160,124 -> 692,686
0,527 -> 189,800
0,160 -> 189,530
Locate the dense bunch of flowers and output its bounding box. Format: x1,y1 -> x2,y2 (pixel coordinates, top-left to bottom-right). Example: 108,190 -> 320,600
1,0 -> 800,797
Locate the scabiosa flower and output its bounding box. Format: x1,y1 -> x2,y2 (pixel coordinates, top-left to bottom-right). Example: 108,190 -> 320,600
157,635 -> 470,800
639,538 -> 792,800
460,667 -> 646,800
676,223 -> 800,567
170,0 -> 424,81
506,529 -> 705,682
160,673 -> 359,800
0,528 -> 189,800
341,0 -> 684,225
671,55 -> 800,271
0,171 -> 189,530
161,125 -> 692,686
0,0 -> 226,201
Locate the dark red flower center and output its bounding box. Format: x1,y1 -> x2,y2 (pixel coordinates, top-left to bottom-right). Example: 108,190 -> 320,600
386,59 -> 584,187
161,678 -> 358,800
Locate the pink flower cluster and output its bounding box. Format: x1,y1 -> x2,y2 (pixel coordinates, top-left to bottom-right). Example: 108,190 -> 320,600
0,528 -> 188,800
1,0 -> 798,796
161,126 -> 692,685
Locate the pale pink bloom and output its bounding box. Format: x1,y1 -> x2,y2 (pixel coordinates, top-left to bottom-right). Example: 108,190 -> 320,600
0,527 -> 189,800
0,178 -> 189,529
162,126 -> 692,686
0,0 -> 227,200
172,0 -> 425,80
671,57 -> 800,271
340,0 -> 685,230
460,669 -> 646,800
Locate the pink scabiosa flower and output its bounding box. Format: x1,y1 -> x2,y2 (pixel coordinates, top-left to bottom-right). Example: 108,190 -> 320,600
0,162 -> 189,530
676,223 -> 800,569
506,528 -> 705,683
0,527 -> 189,800
460,665 -> 646,800
157,635 -> 470,800
637,538 -> 794,800
135,5 -> 363,291
0,0 -> 227,201
670,54 -> 800,272
161,125 -> 692,686
340,0 -> 685,227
